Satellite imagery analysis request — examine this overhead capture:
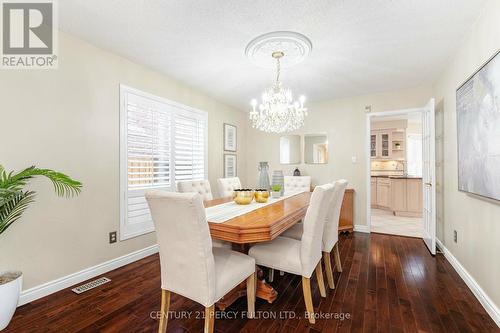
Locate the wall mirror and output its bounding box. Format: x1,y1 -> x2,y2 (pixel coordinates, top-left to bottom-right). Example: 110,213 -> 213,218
304,134 -> 328,164
280,135 -> 301,164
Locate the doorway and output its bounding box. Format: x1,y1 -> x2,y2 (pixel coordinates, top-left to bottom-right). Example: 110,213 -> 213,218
366,100 -> 436,254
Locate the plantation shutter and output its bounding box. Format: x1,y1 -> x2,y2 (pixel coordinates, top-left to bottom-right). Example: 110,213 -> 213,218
173,112 -> 207,182
120,86 -> 207,240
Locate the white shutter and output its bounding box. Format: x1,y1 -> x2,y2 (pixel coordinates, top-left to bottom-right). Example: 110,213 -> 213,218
120,85 -> 207,240
173,112 -> 207,182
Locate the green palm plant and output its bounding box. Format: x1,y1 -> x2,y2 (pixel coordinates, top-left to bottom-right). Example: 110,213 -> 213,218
0,165 -> 82,235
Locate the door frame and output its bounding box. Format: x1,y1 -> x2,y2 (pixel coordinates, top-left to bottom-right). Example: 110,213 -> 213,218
365,107 -> 425,234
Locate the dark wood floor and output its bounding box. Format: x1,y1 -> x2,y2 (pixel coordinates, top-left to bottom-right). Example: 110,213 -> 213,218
6,233 -> 498,333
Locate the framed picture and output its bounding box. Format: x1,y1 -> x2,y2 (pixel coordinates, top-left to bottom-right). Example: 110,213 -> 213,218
223,123 -> 237,151
456,49 -> 500,201
224,154 -> 237,177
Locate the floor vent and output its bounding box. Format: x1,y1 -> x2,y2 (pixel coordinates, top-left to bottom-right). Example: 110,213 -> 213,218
71,277 -> 111,294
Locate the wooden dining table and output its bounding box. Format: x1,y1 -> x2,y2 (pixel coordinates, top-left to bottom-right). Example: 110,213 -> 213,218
204,191 -> 312,310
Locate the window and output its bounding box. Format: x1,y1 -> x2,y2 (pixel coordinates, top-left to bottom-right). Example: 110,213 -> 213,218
120,85 -> 208,240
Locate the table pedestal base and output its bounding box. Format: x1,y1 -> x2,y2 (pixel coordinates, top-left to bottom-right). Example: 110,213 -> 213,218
216,244 -> 278,310
216,273 -> 277,310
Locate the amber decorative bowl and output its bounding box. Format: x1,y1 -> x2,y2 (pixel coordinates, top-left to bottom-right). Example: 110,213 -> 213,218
254,189 -> 270,203
233,189 -> 254,205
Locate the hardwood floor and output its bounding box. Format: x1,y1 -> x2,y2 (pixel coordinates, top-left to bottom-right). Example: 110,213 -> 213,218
6,233 -> 498,333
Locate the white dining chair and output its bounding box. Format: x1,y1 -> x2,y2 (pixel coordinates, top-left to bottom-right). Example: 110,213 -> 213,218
281,179 -> 348,289
145,191 -> 256,333
177,179 -> 214,201
177,179 -> 229,248
217,177 -> 242,198
248,183 -> 335,324
284,176 -> 311,195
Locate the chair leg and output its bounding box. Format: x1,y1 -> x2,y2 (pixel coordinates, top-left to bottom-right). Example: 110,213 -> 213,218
246,272 -> 256,318
204,305 -> 215,333
158,289 -> 170,333
302,277 -> 316,324
323,251 -> 335,289
315,261 -> 327,298
268,268 -> 274,282
333,243 -> 342,272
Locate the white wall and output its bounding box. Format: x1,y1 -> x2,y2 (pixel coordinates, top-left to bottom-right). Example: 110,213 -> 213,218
0,32 -> 246,290
433,0 -> 500,311
245,85 -> 432,228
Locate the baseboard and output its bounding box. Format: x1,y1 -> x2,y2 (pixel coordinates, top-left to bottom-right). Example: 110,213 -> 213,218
436,238 -> 500,327
354,224 -> 370,233
19,244 -> 159,306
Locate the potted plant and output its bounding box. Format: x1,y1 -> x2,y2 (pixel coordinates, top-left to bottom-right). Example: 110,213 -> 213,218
271,184 -> 282,198
0,165 -> 81,330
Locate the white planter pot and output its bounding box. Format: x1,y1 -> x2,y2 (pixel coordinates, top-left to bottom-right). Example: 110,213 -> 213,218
0,271 -> 22,331
271,191 -> 281,198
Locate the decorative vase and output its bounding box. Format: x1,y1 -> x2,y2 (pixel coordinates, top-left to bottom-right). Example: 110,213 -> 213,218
258,162 -> 270,190
271,170 -> 284,196
0,271 -> 22,330
293,168 -> 301,176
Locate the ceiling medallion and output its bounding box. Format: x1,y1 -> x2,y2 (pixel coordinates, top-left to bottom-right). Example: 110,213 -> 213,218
247,31 -> 311,133
245,31 -> 312,68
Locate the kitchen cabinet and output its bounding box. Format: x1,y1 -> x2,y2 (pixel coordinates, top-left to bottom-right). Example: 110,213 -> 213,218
406,179 -> 423,214
380,132 -> 391,158
376,177 -> 391,209
370,177 -> 377,206
390,178 -> 422,217
370,134 -> 377,157
390,179 -> 407,211
371,177 -> 422,217
371,130 -> 392,159
370,128 -> 406,160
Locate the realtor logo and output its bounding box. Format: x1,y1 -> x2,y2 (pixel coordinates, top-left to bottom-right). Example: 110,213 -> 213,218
1,0 -> 58,68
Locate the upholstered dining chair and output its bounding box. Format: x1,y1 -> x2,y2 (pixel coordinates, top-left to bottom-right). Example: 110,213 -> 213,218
248,183 -> 335,324
145,191 -> 256,333
217,177 -> 242,198
281,179 -> 348,289
177,179 -> 229,248
177,179 -> 213,201
284,176 -> 311,195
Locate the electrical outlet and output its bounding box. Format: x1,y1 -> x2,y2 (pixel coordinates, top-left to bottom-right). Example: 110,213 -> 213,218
453,230 -> 458,243
109,231 -> 117,244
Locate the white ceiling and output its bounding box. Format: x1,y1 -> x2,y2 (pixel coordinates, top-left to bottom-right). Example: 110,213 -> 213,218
59,0 -> 487,110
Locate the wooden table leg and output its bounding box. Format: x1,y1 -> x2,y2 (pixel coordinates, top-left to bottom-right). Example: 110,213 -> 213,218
216,244 -> 278,310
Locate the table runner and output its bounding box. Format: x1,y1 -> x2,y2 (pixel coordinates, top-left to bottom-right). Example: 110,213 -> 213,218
206,191 -> 305,223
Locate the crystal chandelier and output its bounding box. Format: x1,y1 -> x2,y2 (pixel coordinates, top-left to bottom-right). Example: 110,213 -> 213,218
249,51 -> 307,133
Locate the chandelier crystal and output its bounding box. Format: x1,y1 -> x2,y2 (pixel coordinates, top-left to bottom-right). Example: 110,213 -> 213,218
249,51 -> 307,133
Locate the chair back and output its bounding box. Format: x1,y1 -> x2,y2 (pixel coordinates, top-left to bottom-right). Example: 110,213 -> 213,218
300,183 -> 335,277
145,190 -> 216,307
284,176 -> 311,195
322,180 -> 348,252
177,179 -> 213,201
217,177 -> 242,198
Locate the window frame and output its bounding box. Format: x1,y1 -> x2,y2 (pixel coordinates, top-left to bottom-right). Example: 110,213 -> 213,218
119,84 -> 208,241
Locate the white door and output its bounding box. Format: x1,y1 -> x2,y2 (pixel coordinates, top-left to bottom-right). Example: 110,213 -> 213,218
422,99 -> 436,254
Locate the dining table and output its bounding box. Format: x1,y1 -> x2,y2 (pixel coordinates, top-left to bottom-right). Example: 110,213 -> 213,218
204,191 -> 312,310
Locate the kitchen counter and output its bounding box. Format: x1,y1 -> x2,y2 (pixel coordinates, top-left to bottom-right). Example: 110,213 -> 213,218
371,176 -> 423,217
371,175 -> 422,179
388,175 -> 422,179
